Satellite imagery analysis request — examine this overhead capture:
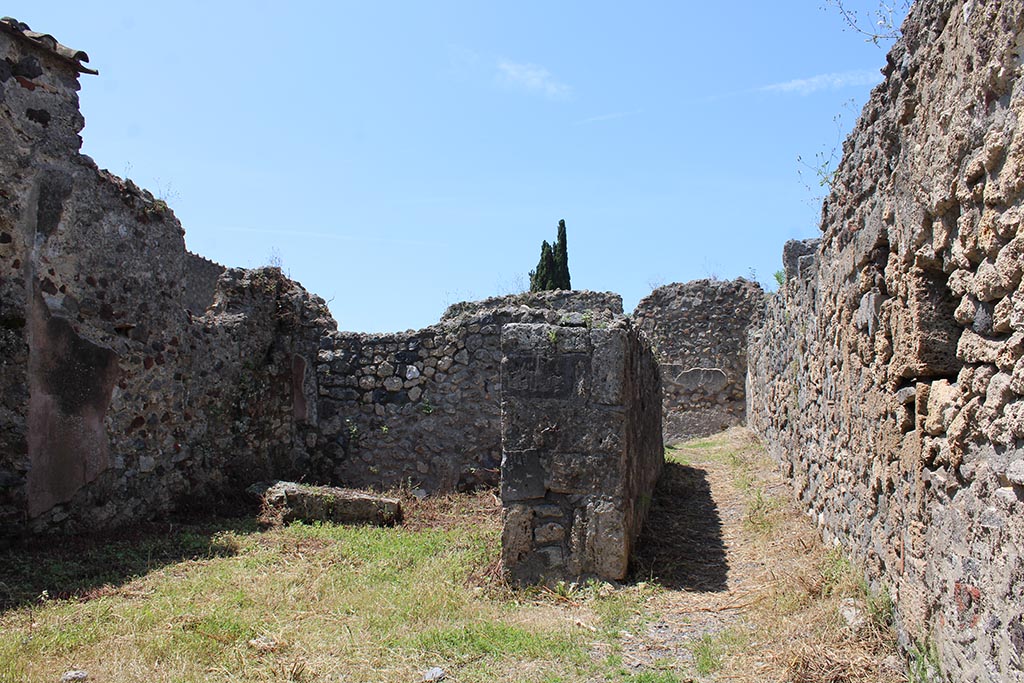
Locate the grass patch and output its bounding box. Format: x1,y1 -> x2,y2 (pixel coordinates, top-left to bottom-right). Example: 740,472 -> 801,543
663,444 -> 691,466
0,490 -> 615,682
407,622 -> 578,660
0,520 -> 252,609
690,628 -> 747,675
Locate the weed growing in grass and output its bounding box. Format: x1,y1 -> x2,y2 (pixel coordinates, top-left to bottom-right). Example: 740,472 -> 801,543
820,547 -> 859,598
908,638 -> 941,682
866,584 -> 895,629
601,654 -> 684,683
744,486 -> 783,534
690,628 -> 747,675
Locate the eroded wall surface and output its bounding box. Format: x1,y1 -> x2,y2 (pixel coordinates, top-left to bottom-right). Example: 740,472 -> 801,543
500,317 -> 663,583
747,3 -> 1024,680
634,279 -> 763,441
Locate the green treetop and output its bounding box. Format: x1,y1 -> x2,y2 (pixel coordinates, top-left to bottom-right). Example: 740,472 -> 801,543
529,219 -> 571,292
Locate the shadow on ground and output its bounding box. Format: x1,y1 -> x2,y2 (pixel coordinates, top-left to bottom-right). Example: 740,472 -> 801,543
0,517 -> 257,612
631,462 -> 728,591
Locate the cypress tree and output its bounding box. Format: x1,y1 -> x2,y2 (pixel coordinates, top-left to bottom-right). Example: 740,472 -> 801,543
527,220 -> 572,292
529,240 -> 556,292
553,219 -> 570,290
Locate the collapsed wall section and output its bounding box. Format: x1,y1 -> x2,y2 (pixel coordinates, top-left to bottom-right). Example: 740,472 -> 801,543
748,2 -> 1024,680
500,317 -> 663,583
634,279 -> 763,441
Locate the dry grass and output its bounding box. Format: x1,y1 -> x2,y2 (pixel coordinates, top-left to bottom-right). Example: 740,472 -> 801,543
625,428 -> 906,682
0,432 -> 909,683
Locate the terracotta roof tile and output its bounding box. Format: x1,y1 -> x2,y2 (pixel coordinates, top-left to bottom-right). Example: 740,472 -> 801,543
0,17 -> 98,75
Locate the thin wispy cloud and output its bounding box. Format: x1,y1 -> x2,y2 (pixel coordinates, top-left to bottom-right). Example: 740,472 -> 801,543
574,109 -> 643,125
757,69 -> 881,96
497,59 -> 571,99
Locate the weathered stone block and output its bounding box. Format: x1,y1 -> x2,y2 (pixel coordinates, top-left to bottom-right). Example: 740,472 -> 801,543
255,481 -> 401,527
892,267 -> 962,379
783,239 -> 821,280
500,450 -> 546,501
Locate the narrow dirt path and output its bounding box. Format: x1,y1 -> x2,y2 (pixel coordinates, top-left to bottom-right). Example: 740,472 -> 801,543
618,428 -> 906,682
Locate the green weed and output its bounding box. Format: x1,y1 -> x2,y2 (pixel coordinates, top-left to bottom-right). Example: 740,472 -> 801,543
908,638 -> 941,683
690,628 -> 746,675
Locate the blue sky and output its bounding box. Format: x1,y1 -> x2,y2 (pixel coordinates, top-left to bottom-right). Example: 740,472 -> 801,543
10,1 -> 904,332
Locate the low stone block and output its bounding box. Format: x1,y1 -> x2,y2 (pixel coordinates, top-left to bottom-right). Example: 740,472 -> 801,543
254,481 -> 402,527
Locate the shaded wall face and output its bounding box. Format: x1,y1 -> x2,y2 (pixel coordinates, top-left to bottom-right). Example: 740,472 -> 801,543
316,324 -> 504,492
634,279 -> 763,442
500,319 -> 663,584
747,2 -> 1024,680
0,33 -> 86,531
26,304 -> 119,516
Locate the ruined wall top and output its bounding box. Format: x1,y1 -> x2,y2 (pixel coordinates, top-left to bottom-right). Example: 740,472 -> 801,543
442,290 -> 623,323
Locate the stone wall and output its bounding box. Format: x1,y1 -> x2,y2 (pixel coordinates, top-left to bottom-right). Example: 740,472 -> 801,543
0,21 -> 334,537
314,291 -> 624,493
182,251 -> 225,315
634,279 -> 763,441
500,317 -> 663,584
0,19 -> 639,538
747,2 -> 1024,680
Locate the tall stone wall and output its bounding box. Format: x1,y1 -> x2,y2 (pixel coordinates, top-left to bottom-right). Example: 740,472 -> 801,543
747,2 -> 1024,681
500,317 -> 663,584
634,279 -> 763,441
